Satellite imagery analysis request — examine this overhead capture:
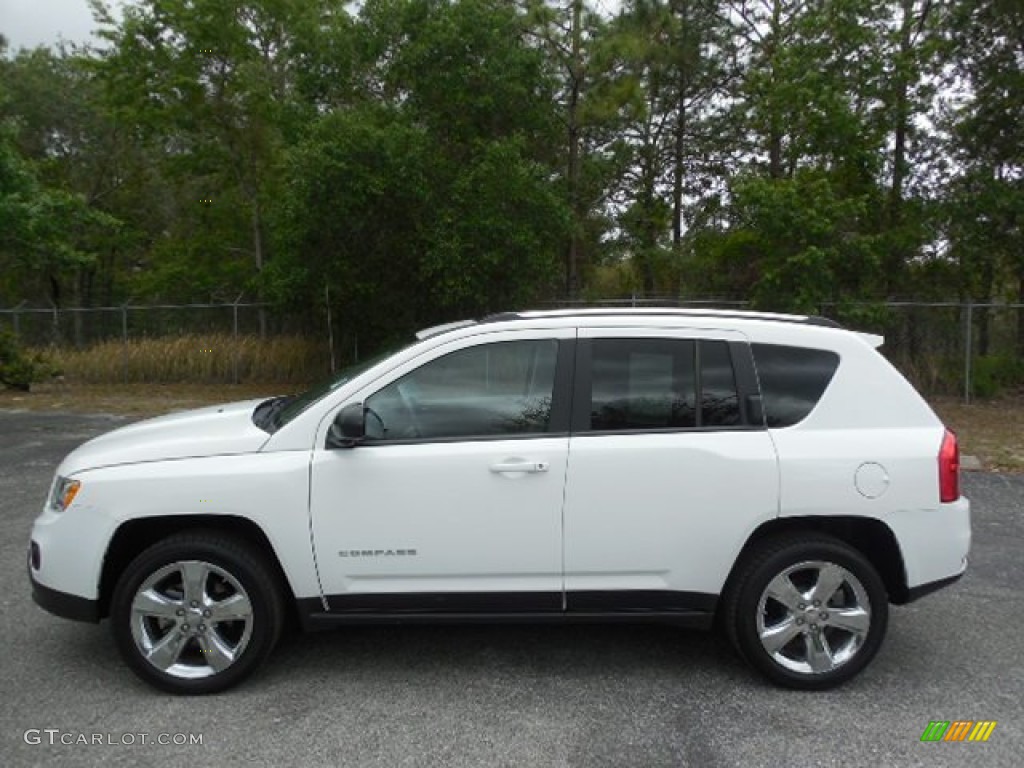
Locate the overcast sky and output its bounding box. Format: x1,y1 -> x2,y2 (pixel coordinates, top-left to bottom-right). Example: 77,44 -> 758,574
1,0 -> 121,51
1,0 -> 621,53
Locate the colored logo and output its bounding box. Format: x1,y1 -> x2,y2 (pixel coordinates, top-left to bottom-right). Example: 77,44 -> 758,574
921,721 -> 997,742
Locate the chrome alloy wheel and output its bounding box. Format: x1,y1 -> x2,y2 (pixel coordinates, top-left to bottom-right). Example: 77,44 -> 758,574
756,560 -> 872,675
130,560 -> 254,680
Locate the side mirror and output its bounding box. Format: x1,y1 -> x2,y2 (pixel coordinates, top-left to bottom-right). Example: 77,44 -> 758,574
326,402 -> 365,449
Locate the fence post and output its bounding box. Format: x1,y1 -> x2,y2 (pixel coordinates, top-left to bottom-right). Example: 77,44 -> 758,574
50,301 -> 60,345
121,303 -> 129,384
964,299 -> 973,405
232,293 -> 243,385
325,285 -> 336,373
11,300 -> 26,339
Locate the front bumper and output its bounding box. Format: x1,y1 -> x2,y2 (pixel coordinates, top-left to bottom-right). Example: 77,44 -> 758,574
29,556 -> 100,623
28,499 -> 116,610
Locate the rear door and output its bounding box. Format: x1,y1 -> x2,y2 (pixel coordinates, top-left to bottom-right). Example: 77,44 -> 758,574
562,328 -> 779,616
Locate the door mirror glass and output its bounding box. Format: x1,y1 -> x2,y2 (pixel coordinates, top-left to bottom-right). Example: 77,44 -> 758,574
327,403 -> 365,449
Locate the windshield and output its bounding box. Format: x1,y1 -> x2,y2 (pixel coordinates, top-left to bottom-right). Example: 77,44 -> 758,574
253,343 -> 412,433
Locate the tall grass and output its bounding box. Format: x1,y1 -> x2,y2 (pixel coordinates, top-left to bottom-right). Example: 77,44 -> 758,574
40,334 -> 329,385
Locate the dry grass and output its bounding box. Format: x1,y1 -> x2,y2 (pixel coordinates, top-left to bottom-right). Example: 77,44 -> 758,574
37,334 -> 327,385
0,382 -> 289,418
932,395 -> 1024,472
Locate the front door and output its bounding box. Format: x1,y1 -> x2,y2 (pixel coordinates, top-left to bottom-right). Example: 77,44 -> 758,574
309,330 -> 574,613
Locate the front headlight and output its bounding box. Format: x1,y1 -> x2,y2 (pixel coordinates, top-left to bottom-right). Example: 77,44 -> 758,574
50,476 -> 81,512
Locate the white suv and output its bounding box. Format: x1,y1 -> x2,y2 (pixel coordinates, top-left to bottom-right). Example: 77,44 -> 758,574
28,309 -> 970,693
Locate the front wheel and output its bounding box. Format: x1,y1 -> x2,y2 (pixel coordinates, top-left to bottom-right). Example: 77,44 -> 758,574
110,532 -> 284,694
723,535 -> 889,690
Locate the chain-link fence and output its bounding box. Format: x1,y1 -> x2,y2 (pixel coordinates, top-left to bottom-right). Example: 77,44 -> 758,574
0,301 -> 272,347
541,297 -> 1024,403
0,301 -> 335,385
2,299 -> 1022,399
819,301 -> 1024,403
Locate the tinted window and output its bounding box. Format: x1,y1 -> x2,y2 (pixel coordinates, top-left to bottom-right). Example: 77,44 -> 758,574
365,339 -> 557,440
588,338 -> 742,430
752,344 -> 840,427
700,340 -> 741,426
590,339 -> 697,430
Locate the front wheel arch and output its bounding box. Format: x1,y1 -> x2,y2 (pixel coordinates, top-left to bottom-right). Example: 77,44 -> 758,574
110,530 -> 285,694
99,515 -> 297,622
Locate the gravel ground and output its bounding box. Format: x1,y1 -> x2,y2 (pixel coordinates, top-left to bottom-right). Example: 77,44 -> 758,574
1,410 -> 1021,768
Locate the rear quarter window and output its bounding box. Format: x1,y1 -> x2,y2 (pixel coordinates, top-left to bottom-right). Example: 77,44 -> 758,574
752,344 -> 840,428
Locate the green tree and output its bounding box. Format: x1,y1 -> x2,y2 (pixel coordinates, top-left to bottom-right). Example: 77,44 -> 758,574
0,43 -> 129,328
944,0 -> 1024,353
877,0 -> 950,296
91,0 -> 352,330
524,0 -> 632,298
597,0 -> 733,296
695,170 -> 882,311
0,122 -> 119,322
688,0 -> 895,308
269,0 -> 569,353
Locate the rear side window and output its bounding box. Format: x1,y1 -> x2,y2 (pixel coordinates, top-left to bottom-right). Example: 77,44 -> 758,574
588,338 -> 740,431
700,340 -> 741,427
752,344 -> 840,428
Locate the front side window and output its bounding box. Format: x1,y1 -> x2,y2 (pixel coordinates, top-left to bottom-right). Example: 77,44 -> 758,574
588,338 -> 740,431
364,339 -> 558,441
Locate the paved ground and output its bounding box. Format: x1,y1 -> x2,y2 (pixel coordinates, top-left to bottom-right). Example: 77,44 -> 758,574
1,410 -> 1021,768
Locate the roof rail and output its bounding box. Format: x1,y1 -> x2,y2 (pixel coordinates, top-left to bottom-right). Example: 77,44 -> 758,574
414,319 -> 478,340
480,308 -> 843,329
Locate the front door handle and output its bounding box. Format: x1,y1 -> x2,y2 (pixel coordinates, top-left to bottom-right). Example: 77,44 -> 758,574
489,460 -> 550,474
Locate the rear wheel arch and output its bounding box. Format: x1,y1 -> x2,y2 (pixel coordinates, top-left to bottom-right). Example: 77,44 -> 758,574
721,532 -> 889,689
722,516 -> 909,607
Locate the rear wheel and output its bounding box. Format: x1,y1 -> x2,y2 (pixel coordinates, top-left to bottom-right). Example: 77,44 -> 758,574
110,532 -> 284,694
723,534 -> 888,690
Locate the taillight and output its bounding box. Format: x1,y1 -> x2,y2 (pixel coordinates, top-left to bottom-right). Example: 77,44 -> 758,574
939,429 -> 959,503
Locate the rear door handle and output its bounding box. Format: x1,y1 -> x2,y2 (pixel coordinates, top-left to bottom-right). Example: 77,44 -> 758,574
489,460 -> 550,474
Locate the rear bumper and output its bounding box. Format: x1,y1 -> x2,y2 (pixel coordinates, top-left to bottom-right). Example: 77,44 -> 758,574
903,565 -> 966,604
890,496 -> 971,595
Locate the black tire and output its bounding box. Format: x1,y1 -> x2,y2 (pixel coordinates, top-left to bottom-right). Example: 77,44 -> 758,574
110,531 -> 284,694
722,534 -> 889,690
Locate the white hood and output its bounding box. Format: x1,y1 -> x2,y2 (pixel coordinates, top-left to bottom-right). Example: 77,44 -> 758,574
59,399 -> 272,476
